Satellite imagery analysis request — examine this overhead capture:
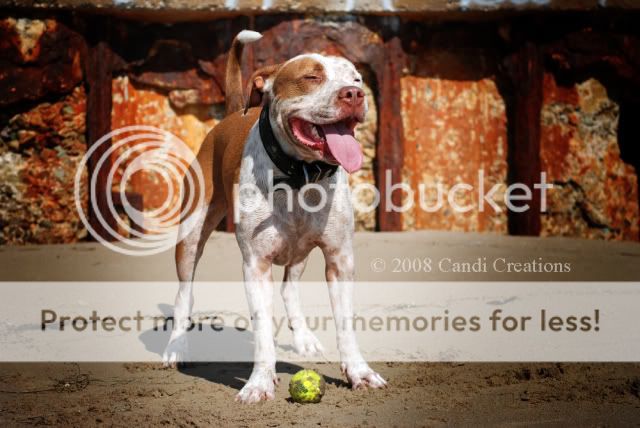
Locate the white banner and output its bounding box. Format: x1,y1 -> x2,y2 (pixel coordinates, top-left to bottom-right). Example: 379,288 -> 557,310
0,281 -> 637,362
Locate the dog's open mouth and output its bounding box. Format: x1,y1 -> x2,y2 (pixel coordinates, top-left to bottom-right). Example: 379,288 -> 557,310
289,118 -> 363,173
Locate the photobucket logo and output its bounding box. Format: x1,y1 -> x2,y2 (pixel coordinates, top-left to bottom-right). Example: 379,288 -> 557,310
74,126 -> 205,256
233,169 -> 552,222
380,170 -> 552,214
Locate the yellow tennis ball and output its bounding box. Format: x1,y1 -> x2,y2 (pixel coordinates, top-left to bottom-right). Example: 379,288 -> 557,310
289,369 -> 325,404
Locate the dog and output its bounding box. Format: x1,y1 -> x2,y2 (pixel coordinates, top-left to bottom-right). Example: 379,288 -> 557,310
163,29 -> 387,403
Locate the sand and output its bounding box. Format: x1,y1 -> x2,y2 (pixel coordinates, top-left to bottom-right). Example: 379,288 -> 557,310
1,231 -> 640,425
1,362 -> 640,426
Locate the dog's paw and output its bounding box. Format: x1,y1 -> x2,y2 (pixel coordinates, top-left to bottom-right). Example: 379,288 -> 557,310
341,361 -> 387,390
235,368 -> 277,404
162,334 -> 189,368
293,328 -> 324,357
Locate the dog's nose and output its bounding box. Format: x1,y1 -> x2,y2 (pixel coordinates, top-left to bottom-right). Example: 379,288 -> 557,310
338,86 -> 365,106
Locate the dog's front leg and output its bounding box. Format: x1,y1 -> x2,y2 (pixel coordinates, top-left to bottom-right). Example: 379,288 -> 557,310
236,259 -> 278,403
282,260 -> 324,356
323,246 -> 387,390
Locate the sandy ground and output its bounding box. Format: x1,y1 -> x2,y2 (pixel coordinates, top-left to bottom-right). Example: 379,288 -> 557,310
1,231 -> 640,426
2,231 -> 640,281
1,362 -> 640,426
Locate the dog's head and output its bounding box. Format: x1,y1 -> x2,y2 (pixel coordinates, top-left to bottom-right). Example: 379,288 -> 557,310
246,54 -> 366,173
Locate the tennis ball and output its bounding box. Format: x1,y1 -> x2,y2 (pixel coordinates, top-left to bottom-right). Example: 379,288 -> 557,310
288,369 -> 325,404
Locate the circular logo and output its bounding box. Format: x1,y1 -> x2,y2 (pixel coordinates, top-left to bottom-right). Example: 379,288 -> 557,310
74,126 -> 205,256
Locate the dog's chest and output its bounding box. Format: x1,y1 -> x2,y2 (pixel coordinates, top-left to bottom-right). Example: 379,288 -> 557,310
236,132 -> 352,265
243,187 -> 337,266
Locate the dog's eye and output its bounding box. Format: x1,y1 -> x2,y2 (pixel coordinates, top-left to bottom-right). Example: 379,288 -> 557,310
304,75 -> 321,81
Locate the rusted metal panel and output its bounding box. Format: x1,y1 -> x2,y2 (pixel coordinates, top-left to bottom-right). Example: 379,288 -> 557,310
111,76 -> 220,231
111,76 -> 219,153
0,16 -> 88,244
0,86 -> 87,244
247,19 -> 385,76
542,28 -> 640,241
0,18 -> 84,107
541,73 -> 639,240
398,23 -> 510,233
401,76 -> 508,233
130,64 -> 224,107
109,20 -> 249,109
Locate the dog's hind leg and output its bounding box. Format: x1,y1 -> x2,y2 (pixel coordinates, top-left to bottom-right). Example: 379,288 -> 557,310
163,196 -> 226,368
281,260 -> 324,357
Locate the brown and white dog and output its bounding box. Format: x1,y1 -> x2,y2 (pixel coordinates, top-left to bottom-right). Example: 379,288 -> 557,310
163,30 -> 387,403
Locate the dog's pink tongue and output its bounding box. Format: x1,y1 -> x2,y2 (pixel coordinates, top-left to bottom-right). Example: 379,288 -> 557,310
321,123 -> 363,173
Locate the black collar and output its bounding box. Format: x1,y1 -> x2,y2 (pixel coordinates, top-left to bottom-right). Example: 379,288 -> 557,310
259,103 -> 338,190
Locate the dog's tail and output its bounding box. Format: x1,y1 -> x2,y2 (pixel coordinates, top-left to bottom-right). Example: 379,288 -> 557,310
225,30 -> 262,116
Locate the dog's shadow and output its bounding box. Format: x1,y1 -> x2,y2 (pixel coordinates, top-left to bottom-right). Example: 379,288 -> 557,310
178,361 -> 348,391
138,304 -> 348,390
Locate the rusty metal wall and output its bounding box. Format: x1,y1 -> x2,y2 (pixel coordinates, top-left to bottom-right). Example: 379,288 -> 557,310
1,13 -> 639,244
541,74 -> 639,240
0,18 -> 87,244
401,77 -> 508,233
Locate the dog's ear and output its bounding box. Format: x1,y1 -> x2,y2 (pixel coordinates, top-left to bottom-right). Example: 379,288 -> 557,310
244,64 -> 281,114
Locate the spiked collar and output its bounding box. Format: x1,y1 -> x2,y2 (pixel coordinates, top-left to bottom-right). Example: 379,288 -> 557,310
259,103 -> 338,190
